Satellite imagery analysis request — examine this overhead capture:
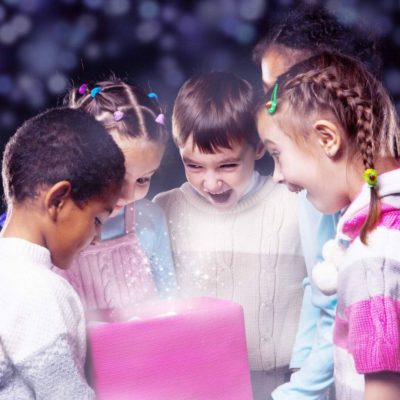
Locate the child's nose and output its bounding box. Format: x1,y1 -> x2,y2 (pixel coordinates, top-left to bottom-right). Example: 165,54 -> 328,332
121,182 -> 136,204
272,165 -> 284,183
203,173 -> 222,192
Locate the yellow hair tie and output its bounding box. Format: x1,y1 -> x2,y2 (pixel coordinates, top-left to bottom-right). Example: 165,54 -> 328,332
363,168 -> 378,188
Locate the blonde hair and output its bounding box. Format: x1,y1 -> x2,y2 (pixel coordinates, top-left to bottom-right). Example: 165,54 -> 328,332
67,78 -> 167,144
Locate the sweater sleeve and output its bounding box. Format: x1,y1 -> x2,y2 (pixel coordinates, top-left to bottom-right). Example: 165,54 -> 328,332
0,272 -> 95,399
288,278 -> 319,369
335,229 -> 400,374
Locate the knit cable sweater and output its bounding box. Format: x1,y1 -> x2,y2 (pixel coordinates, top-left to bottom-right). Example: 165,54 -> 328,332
333,168 -> 400,400
154,175 -> 306,371
0,237 -> 94,399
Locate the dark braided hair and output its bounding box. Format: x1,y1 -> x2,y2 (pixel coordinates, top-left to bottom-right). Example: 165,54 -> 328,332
67,77 -> 168,144
264,52 -> 400,243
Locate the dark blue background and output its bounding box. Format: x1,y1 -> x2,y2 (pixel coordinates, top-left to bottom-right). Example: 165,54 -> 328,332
0,0 -> 399,211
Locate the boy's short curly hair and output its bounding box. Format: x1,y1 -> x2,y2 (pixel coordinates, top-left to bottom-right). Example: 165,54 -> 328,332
2,107 -> 125,205
172,71 -> 260,153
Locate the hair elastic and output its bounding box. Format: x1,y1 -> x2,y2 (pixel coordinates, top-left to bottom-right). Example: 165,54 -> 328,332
147,92 -> 158,100
363,168 -> 378,188
90,87 -> 103,98
78,83 -> 88,95
113,110 -> 124,121
266,83 -> 279,114
155,113 -> 165,125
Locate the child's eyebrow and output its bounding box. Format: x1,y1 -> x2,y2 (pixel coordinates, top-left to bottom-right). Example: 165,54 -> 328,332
182,156 -> 198,164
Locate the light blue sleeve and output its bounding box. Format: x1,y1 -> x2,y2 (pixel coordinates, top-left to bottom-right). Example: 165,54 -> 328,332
272,194 -> 338,399
272,306 -> 335,400
135,199 -> 177,298
288,277 -> 320,369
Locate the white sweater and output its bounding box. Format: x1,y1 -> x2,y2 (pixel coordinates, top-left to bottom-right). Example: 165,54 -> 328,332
154,176 -> 306,371
0,237 -> 94,399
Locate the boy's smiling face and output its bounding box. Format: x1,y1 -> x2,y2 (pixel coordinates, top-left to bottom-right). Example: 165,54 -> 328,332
179,135 -> 264,209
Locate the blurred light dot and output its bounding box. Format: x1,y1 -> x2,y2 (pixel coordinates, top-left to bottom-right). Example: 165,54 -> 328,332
48,73 -> 68,94
83,0 -> 104,10
12,15 -> 32,36
394,28 -> 400,47
17,74 -> 45,108
0,24 -> 18,45
18,0 -> 41,13
234,22 -> 256,44
139,1 -> 159,19
58,51 -> 77,70
18,41 -> 58,76
104,40 -> 121,57
0,6 -> 6,22
384,69 -> 400,95
104,0 -> 130,16
209,50 -> 233,70
136,20 -> 161,43
372,14 -> 393,37
196,1 -> 220,25
160,34 -> 176,51
0,75 -> 13,95
53,21 -> 72,41
161,5 -> 178,23
178,15 -> 200,36
0,110 -> 16,129
158,57 -> 184,87
77,14 -> 98,34
238,0 -> 265,21
85,42 -> 102,60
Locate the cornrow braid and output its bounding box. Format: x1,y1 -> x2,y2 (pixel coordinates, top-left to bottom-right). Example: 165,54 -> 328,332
269,52 -> 400,243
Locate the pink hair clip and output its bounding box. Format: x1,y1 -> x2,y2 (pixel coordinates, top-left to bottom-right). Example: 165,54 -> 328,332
113,110 -> 124,121
155,113 -> 165,125
78,83 -> 88,95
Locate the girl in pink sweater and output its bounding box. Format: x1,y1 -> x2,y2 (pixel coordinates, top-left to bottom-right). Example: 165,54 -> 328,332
59,79 -> 177,313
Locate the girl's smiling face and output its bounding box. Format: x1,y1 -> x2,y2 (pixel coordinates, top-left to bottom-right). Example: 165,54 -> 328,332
257,109 -> 350,214
110,133 -> 165,215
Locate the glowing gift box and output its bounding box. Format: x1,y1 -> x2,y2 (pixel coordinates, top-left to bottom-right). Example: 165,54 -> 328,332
87,297 -> 252,400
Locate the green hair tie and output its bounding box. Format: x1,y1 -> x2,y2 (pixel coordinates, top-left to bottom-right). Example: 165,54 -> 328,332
265,83 -> 279,114
363,168 -> 378,188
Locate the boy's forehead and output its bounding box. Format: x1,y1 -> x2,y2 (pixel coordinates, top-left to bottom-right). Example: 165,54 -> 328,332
180,137 -> 250,161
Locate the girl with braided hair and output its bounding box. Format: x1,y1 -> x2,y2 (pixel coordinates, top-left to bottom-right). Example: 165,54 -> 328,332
257,51 -> 400,400
57,78 -> 177,314
253,6 -> 382,399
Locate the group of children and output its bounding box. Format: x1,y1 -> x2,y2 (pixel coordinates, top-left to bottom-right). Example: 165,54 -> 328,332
1,5 -> 400,400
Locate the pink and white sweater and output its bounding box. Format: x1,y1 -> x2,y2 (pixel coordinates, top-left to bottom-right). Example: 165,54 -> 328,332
333,168 -> 400,399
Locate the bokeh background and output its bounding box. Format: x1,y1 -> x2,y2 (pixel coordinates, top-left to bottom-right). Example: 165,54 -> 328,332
0,0 -> 400,212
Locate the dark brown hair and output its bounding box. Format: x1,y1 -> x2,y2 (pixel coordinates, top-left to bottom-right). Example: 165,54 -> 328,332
264,52 -> 399,243
3,108 -> 125,205
172,71 -> 259,153
252,5 -> 381,77
67,78 -> 168,145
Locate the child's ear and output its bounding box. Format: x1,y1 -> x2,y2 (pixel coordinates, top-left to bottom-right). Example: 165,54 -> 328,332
313,119 -> 342,158
44,181 -> 72,221
255,142 -> 266,160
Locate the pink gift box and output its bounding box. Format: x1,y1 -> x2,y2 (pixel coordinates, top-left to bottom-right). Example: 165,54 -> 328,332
87,297 -> 253,400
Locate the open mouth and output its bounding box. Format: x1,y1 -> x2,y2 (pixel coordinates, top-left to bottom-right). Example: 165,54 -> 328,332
208,189 -> 233,204
288,185 -> 304,194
